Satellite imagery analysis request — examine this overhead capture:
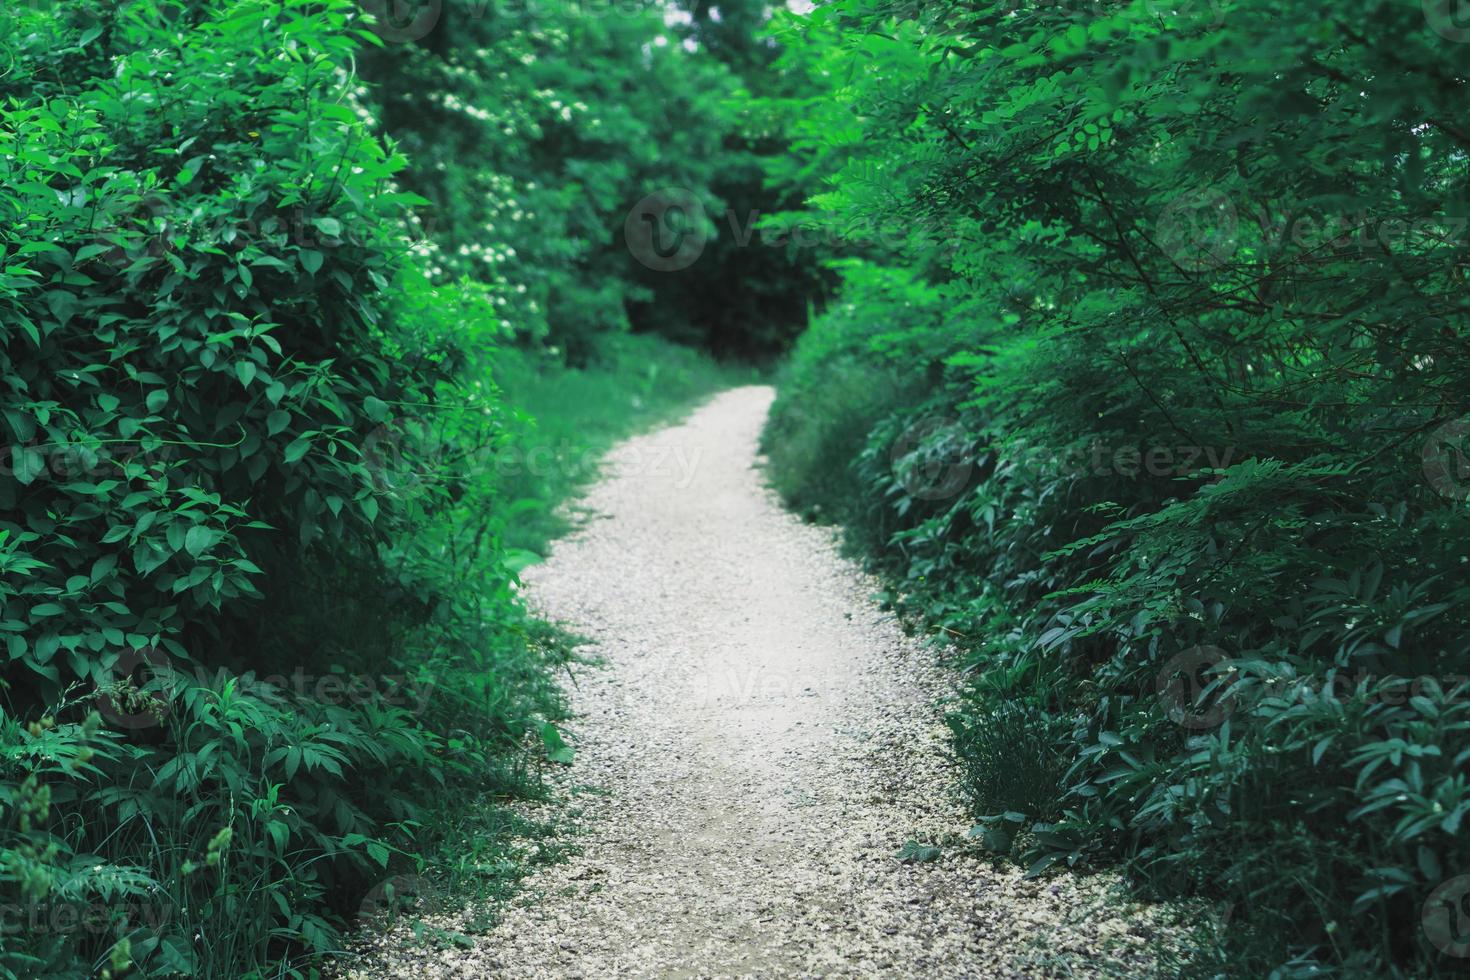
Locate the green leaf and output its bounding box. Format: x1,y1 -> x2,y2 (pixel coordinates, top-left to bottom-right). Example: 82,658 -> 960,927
540,722 -> 574,764
895,840 -> 941,864
284,438 -> 312,464
184,525 -> 220,558
13,447 -> 44,486
975,827 -> 1011,853
90,554 -> 118,583
1024,854 -> 1063,879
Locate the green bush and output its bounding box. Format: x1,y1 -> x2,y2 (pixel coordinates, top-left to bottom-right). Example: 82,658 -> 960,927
0,4 -> 563,976
762,266 -> 939,533
763,0 -> 1470,974
948,699 -> 1067,824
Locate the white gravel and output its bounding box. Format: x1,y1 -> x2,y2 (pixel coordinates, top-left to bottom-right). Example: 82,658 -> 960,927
340,386 -> 1180,979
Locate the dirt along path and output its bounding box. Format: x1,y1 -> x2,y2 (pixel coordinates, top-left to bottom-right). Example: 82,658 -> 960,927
343,386 -> 1177,979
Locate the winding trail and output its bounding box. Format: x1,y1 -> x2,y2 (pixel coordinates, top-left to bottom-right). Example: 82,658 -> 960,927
346,386 -> 1171,978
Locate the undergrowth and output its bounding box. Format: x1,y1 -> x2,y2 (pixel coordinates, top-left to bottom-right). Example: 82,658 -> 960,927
761,1 -> 1470,975
0,3 -> 745,977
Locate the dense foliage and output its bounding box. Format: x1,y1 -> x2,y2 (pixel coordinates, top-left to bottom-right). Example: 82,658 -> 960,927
0,2 -> 752,977
355,0 -> 824,363
761,1 -> 1470,975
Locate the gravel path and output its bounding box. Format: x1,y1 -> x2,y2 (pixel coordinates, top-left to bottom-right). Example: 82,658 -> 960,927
343,386 -> 1176,979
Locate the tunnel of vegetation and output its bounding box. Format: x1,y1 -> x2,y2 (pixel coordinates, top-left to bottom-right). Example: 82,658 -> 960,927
1,0 -> 1467,977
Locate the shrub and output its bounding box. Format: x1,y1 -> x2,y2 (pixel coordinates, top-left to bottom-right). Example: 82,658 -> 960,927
948,698 -> 1067,823
0,4 -> 561,976
763,0 -> 1470,973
